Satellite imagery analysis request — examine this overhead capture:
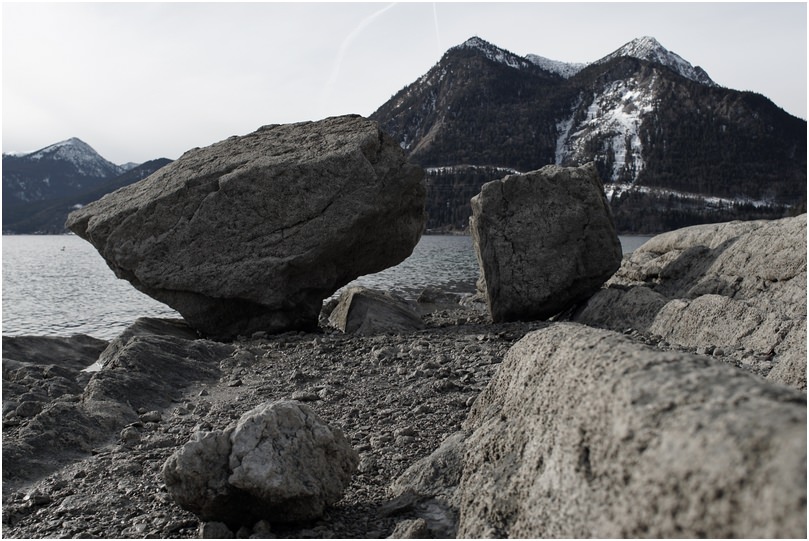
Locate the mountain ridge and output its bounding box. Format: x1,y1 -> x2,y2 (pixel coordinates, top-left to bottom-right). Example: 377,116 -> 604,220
370,35 -> 806,232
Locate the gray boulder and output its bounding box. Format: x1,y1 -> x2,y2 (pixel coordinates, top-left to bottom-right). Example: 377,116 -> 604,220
453,323 -> 806,538
66,115 -> 426,339
574,214 -> 807,390
328,287 -> 425,335
470,163 -> 622,322
163,400 -> 358,526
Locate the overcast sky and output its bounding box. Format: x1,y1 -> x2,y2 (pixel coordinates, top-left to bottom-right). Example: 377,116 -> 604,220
3,1 -> 806,164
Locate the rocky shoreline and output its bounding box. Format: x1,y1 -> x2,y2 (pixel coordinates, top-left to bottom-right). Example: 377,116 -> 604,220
2,293 -> 789,539
2,114 -> 805,537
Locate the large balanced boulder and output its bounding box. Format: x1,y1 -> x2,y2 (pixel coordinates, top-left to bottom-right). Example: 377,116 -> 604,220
470,163 -> 622,322
162,400 -> 358,526
395,323 -> 806,538
574,214 -> 807,391
66,115 -> 426,339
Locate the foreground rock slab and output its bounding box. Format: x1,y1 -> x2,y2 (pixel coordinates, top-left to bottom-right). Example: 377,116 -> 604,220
2,318 -> 234,492
67,115 -> 426,339
163,400 -> 358,527
446,323 -> 806,538
470,163 -> 622,322
574,214 -> 807,391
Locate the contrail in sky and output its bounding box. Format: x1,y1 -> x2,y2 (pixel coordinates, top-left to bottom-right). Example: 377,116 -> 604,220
433,2 -> 443,57
321,2 -> 397,109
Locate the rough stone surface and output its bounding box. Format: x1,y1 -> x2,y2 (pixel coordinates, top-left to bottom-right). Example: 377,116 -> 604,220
389,430 -> 467,507
574,214 -> 807,390
386,430 -> 466,538
66,115 -> 426,339
455,323 -> 807,538
163,400 -> 359,526
84,320 -> 234,412
328,287 -> 425,335
470,163 -> 622,322
2,318 -> 233,492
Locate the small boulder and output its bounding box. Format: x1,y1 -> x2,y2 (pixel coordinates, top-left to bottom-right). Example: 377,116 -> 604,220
66,115 -> 426,339
328,287 -> 425,335
470,163 -> 622,322
163,400 -> 358,526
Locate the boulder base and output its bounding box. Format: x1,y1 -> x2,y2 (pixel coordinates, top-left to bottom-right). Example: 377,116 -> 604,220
67,115 -> 425,339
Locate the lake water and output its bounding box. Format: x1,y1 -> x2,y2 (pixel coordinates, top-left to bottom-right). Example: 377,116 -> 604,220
2,234 -> 652,340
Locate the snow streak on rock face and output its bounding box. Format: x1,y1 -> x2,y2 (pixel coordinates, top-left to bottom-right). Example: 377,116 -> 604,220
556,76 -> 657,183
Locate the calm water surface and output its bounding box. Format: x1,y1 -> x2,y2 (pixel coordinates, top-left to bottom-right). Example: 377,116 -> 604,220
2,234 -> 651,340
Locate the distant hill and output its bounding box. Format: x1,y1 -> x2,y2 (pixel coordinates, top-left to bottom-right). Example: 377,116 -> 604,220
371,36 -> 807,233
3,141 -> 171,233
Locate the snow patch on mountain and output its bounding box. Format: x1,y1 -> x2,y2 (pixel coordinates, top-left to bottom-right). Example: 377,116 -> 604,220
605,183 -> 777,208
526,54 -> 587,78
426,164 -> 522,176
556,76 -> 658,183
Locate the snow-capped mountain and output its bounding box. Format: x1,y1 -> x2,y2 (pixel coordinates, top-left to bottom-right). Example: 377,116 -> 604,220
23,137 -> 126,178
3,138 -> 150,233
525,36 -> 713,85
371,36 -> 806,232
3,138 -> 128,202
596,36 -> 715,86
